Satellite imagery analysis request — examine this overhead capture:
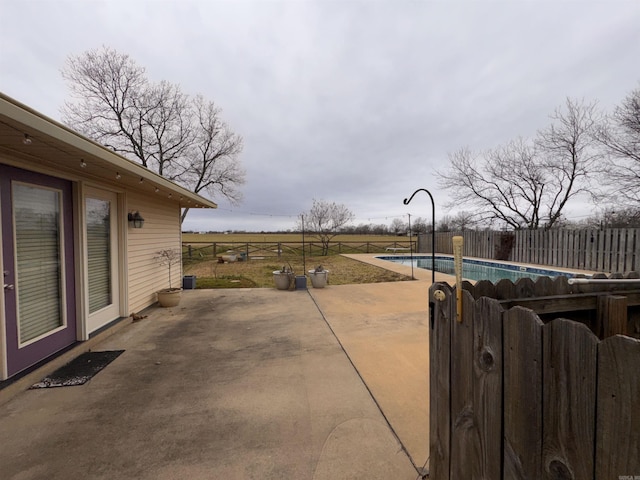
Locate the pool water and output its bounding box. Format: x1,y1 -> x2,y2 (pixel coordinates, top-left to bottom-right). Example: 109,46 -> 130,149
378,255 -> 581,283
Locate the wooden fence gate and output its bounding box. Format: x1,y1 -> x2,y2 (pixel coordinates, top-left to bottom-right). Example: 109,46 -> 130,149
429,280 -> 640,480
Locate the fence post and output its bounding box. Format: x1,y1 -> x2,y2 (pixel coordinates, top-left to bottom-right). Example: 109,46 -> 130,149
188,245 -> 192,259
278,242 -> 281,258
213,242 -> 217,257
597,295 -> 628,338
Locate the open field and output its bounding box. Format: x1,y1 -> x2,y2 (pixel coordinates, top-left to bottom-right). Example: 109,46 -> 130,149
182,233 -> 414,288
183,233 -> 409,243
183,233 -> 415,259
183,253 -> 412,288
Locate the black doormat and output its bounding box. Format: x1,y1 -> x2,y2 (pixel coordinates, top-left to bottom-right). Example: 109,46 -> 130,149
30,350 -> 125,389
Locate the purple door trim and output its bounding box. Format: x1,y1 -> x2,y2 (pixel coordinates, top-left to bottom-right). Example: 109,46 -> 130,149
1,164 -> 77,377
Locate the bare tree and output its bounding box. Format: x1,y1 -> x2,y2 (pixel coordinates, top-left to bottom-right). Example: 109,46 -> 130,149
389,218 -> 407,235
449,211 -> 477,231
535,97 -> 602,227
179,95 -> 245,222
595,207 -> 640,228
370,223 -> 389,235
61,46 -> 245,219
355,223 -> 372,235
437,216 -> 452,232
438,98 -> 600,230
439,138 -> 545,229
299,199 -> 354,255
595,84 -> 640,205
411,216 -> 429,234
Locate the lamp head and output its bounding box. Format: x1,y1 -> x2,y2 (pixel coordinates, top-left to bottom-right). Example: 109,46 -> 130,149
128,211 -> 145,228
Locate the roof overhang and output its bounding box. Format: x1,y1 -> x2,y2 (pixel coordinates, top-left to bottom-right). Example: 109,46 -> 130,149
0,92 -> 217,210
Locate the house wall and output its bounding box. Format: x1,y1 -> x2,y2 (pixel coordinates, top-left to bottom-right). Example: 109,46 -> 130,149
126,191 -> 182,313
0,155 -> 185,329
0,95 -> 216,380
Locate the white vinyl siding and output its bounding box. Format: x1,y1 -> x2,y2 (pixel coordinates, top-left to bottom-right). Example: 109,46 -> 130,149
126,192 -> 182,313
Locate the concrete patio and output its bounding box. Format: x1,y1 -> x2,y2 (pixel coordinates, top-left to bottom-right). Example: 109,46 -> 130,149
0,256 -> 447,480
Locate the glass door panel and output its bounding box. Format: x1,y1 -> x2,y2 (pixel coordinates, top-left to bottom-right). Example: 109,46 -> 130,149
13,184 -> 64,344
86,198 -> 112,313
85,189 -> 120,333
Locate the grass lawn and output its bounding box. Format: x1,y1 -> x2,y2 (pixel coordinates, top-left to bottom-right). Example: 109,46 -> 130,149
184,254 -> 411,288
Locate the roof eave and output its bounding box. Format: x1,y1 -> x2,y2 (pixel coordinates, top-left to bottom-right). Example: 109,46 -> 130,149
0,92 -> 217,210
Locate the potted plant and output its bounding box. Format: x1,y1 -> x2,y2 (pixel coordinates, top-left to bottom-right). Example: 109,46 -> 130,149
154,248 -> 183,307
273,264 -> 295,290
308,265 -> 329,288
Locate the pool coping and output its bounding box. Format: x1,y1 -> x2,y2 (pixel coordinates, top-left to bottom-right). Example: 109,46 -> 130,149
341,253 -> 599,285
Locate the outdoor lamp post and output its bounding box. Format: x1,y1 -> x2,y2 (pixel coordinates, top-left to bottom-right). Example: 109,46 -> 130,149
403,188 -> 435,285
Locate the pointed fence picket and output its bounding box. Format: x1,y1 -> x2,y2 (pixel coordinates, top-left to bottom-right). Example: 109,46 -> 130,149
429,279 -> 640,480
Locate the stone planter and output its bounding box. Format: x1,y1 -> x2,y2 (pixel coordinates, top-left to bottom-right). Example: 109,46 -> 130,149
273,271 -> 294,290
308,270 -> 329,288
157,288 -> 182,307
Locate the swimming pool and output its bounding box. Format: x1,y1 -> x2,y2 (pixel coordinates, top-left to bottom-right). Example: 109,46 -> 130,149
377,255 -> 585,283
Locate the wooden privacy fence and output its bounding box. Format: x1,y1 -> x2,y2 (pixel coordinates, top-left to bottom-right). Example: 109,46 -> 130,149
429,279 -> 640,480
418,228 -> 640,273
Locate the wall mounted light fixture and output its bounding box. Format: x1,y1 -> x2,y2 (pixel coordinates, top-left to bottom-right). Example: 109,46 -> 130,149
128,211 -> 145,229
80,159 -> 87,168
23,133 -> 32,145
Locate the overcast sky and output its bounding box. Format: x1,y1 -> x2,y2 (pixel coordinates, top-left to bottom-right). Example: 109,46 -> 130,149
1,0 -> 639,232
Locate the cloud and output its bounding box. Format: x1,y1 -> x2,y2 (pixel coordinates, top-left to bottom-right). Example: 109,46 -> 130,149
1,0 -> 638,231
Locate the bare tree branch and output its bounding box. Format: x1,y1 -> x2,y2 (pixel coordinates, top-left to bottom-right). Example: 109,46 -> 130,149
536,97 -> 601,227
438,98 -> 601,230
594,84 -> 640,204
298,199 -> 355,255
60,46 -> 245,223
